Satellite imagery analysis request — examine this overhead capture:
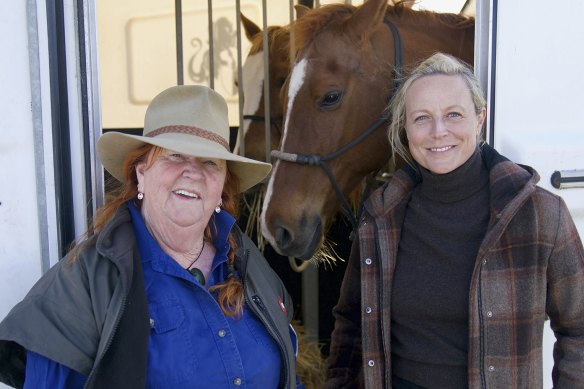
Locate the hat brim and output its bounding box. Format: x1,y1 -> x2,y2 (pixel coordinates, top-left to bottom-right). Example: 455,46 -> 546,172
97,131 -> 271,193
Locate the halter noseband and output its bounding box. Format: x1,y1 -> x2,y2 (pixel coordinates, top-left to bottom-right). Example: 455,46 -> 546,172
270,17 -> 403,239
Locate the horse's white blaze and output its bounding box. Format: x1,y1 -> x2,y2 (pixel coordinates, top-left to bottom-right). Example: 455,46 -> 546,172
261,59 -> 307,244
281,58 -> 307,146
234,52 -> 264,152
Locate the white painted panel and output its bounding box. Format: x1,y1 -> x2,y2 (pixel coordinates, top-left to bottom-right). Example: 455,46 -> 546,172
493,1 -> 584,387
0,0 -> 44,327
493,0 -> 584,234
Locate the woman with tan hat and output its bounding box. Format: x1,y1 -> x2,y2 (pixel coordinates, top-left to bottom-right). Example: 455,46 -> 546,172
0,85 -> 304,388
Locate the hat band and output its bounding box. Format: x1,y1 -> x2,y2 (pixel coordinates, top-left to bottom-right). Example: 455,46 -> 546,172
146,125 -> 229,150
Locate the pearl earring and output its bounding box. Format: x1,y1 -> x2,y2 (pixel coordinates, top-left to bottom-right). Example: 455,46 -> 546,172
137,192 -> 144,200
215,200 -> 222,213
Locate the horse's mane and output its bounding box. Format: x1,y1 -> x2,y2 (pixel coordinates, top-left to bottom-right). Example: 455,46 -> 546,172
248,25 -> 291,60
388,2 -> 475,29
293,1 -> 474,54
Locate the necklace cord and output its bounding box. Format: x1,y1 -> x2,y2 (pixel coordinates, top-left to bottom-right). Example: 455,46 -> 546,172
184,240 -> 205,270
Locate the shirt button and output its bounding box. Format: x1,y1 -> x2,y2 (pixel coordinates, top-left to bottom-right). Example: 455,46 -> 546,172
365,258 -> 372,265
487,311 -> 493,318
233,377 -> 242,386
218,329 -> 226,337
365,307 -> 372,314
488,365 -> 495,372
368,360 -> 375,367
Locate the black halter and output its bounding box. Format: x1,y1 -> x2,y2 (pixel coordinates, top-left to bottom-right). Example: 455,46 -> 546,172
270,17 -> 403,239
242,114 -> 282,137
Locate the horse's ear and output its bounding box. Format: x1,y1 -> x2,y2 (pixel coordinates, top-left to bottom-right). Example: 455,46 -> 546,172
240,13 -> 261,40
294,4 -> 311,20
348,0 -> 388,37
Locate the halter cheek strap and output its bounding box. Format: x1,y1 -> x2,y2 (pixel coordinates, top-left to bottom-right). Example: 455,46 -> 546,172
271,17 -> 403,239
242,114 -> 282,137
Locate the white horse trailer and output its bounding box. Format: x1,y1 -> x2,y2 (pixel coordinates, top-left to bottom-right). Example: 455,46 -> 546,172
1,0 -> 582,387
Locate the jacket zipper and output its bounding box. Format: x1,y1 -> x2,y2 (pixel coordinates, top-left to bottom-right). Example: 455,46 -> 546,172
83,294 -> 127,388
251,295 -> 290,388
245,281 -> 289,389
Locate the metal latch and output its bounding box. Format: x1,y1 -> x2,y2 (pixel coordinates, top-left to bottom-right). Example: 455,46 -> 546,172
551,170 -> 584,189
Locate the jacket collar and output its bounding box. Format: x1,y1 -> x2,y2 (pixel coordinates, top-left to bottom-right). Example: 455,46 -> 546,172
94,205 -> 136,292
95,204 -> 134,258
480,143 -> 539,219
365,143 -> 539,220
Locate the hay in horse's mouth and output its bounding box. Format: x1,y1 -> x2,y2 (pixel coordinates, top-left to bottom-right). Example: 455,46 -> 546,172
309,238 -> 344,269
242,186 -> 267,251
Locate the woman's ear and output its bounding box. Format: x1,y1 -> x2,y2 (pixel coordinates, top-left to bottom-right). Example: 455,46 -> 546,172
476,106 -> 487,135
135,160 -> 146,187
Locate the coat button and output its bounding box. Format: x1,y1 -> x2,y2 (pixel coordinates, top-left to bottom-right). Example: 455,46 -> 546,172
365,258 -> 372,265
149,318 -> 154,328
233,377 -> 242,386
487,311 -> 493,318
488,365 -> 495,372
218,329 -> 226,337
365,307 -> 372,314
368,360 -> 375,367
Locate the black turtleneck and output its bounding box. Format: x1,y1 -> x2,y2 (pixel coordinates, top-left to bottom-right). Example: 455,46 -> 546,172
391,148 -> 490,389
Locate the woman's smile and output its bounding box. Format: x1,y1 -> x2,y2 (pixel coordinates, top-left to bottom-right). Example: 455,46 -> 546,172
428,145 -> 455,152
173,189 -> 201,199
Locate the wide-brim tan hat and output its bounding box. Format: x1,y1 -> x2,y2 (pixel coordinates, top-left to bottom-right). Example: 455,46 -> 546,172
97,85 -> 271,192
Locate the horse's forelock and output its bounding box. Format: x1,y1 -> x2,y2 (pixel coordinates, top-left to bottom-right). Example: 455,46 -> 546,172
248,25 -> 290,56
293,4 -> 356,55
268,26 -> 291,59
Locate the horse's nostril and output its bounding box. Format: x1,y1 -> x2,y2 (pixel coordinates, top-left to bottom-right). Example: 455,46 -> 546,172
275,225 -> 292,250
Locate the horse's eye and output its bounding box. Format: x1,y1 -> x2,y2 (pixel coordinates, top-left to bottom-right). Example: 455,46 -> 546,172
319,91 -> 343,110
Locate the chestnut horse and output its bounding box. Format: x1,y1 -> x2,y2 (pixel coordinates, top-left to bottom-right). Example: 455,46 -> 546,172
235,14 -> 291,163
261,0 -> 475,259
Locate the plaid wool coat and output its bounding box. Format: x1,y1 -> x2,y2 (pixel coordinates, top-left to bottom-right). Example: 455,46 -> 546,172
325,144 -> 584,389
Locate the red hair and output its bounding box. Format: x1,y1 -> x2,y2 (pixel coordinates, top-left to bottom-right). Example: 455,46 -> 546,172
70,145 -> 245,316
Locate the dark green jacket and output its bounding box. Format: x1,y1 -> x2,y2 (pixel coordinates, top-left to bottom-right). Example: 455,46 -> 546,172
0,205 -> 297,388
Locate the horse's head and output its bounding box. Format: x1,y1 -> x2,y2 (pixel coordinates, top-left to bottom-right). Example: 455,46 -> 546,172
261,0 -> 475,260
261,0 -> 396,259
236,13 -> 291,162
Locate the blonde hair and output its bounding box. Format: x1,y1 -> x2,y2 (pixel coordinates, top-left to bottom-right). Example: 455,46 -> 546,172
70,145 -> 245,317
387,52 -> 486,167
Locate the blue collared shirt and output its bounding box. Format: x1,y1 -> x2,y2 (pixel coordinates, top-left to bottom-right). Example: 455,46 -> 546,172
25,202 -> 283,388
